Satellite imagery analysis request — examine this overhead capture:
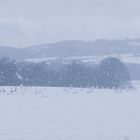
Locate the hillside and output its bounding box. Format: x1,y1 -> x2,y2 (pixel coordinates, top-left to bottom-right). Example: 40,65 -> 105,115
0,39 -> 140,60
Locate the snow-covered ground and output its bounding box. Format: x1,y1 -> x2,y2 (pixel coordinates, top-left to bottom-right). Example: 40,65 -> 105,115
0,81 -> 140,140
26,53 -> 140,64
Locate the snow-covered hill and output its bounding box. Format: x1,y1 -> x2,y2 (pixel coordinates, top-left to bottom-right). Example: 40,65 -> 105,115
0,81 -> 139,140
26,53 -> 140,64
1,39 -> 140,60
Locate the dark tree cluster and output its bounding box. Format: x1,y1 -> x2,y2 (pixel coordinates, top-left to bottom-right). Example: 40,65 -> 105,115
0,57 -> 131,89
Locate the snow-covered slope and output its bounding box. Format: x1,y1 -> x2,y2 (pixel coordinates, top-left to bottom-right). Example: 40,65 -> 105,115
26,54 -> 140,64
1,39 -> 140,60
0,81 -> 139,140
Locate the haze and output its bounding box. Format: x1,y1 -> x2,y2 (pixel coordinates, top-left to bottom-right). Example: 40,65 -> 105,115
0,0 -> 140,47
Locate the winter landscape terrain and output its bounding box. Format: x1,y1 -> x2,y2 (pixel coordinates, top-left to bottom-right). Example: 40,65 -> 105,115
0,81 -> 139,140
0,39 -> 139,140
1,0 -> 140,139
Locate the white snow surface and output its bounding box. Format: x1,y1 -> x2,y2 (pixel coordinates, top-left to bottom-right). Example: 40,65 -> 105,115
26,54 -> 140,64
0,81 -> 139,140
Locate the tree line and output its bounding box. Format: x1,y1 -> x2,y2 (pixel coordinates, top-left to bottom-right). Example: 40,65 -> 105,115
0,57 -> 131,89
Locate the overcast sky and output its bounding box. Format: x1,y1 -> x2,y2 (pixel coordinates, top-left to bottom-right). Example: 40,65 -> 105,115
0,0 -> 140,47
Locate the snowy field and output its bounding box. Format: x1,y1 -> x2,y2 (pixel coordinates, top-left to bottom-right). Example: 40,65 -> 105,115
0,81 -> 140,140
26,54 -> 140,64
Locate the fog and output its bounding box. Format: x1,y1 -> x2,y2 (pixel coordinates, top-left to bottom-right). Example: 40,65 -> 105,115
0,0 -> 140,47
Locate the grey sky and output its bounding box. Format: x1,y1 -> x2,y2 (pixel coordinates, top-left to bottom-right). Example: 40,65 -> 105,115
0,0 -> 140,47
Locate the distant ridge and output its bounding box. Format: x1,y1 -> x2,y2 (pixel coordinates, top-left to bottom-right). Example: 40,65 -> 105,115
0,39 -> 140,60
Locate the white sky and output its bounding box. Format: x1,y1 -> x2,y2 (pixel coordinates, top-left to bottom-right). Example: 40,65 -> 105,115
0,0 -> 140,47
